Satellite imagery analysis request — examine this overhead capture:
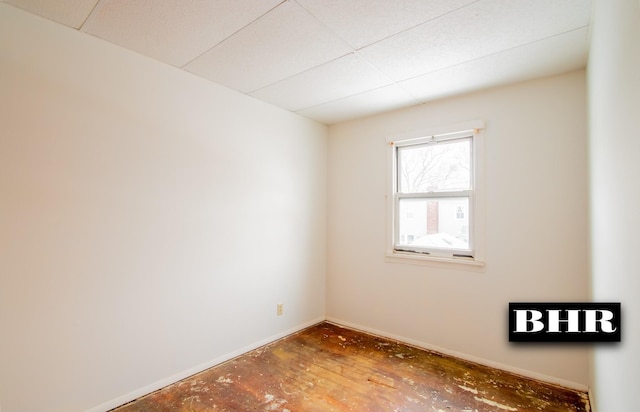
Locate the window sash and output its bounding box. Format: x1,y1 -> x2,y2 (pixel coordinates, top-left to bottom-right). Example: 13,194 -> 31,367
395,136 -> 473,195
392,132 -> 475,258
393,192 -> 474,257
393,130 -> 474,148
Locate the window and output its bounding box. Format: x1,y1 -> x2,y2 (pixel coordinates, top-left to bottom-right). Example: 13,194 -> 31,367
387,122 -> 484,264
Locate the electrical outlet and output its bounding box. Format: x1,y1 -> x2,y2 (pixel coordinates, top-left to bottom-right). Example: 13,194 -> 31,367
277,303 -> 283,316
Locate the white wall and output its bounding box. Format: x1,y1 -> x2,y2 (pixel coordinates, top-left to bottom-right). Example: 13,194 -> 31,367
588,1 -> 640,410
327,71 -> 590,386
0,5 -> 326,412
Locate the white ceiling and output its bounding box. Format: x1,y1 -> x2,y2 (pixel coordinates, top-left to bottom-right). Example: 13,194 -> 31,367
2,0 -> 592,124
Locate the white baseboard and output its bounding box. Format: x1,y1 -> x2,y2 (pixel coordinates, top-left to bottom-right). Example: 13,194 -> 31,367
86,317 -> 324,412
325,316 -> 589,393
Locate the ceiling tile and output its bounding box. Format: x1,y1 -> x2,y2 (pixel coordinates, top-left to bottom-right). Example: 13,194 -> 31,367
4,0 -> 99,28
359,0 -> 592,82
295,0 -> 477,49
4,0 -> 593,125
82,0 -> 282,67
296,84 -> 421,125
185,0 -> 352,93
250,53 -> 392,112
399,27 -> 589,102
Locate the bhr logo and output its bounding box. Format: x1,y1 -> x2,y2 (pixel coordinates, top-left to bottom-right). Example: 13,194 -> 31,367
509,302 -> 621,342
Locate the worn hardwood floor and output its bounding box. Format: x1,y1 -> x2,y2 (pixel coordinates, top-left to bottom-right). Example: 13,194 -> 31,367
112,322 -> 589,411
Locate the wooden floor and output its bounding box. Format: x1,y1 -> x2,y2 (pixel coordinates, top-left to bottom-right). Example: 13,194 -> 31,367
112,322 -> 589,411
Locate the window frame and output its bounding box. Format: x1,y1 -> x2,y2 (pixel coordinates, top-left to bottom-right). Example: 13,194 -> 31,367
386,121 -> 485,267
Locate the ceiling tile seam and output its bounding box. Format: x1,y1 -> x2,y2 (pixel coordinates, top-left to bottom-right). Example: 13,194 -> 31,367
77,0 -> 103,32
320,0 -> 485,103
292,0 -> 358,51
179,0 -> 288,69
351,48 -> 425,103
394,25 -> 591,88
290,0 -> 424,103
292,83 -> 420,115
245,51 -> 356,95
351,0 -> 483,52
293,0 -> 356,51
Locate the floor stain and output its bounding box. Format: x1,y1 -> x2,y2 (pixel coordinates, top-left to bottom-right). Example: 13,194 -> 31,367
111,322 -> 589,412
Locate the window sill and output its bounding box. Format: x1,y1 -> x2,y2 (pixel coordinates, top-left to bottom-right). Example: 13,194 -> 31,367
385,250 -> 485,269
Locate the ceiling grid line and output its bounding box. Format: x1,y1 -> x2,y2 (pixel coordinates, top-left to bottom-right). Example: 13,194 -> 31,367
77,0 -> 101,32
179,0 -> 288,70
354,0 -> 483,52
398,24 -> 592,87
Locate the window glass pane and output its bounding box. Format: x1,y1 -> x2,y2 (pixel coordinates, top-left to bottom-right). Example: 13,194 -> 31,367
397,197 -> 470,251
398,138 -> 471,193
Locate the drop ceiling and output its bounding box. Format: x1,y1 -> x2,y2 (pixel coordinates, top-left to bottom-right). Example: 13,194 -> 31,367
2,0 -> 592,125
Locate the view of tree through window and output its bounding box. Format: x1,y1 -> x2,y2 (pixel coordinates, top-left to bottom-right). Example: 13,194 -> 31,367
398,139 -> 470,194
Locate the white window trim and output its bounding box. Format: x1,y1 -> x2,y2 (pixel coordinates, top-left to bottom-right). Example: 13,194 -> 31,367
385,120 -> 486,268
